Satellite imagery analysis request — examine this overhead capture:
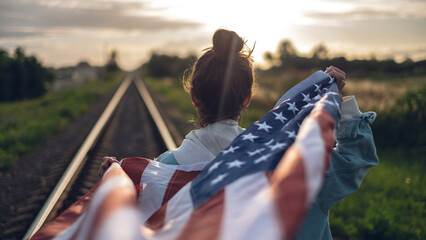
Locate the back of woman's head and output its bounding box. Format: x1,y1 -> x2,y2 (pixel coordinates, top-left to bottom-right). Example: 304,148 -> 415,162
184,29 -> 255,127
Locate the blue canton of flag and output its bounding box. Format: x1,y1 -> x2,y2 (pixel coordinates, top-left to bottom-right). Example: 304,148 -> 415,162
190,71 -> 342,207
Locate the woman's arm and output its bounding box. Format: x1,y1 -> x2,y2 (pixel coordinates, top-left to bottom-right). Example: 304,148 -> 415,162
294,96 -> 378,240
316,96 -> 379,211
98,156 -> 119,176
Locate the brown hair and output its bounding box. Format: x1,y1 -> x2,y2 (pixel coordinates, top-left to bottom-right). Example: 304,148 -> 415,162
183,29 -> 255,127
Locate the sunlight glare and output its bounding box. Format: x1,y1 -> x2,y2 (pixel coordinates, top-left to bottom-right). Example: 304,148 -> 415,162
140,0 -> 353,65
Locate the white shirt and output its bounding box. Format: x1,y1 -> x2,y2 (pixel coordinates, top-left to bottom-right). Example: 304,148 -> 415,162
172,119 -> 244,165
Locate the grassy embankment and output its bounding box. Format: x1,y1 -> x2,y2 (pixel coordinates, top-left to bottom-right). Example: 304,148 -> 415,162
0,72 -> 125,170
143,72 -> 425,240
330,149 -> 425,239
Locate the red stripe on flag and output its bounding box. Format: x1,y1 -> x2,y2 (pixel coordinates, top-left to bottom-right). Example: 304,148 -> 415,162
30,165 -> 134,240
272,148 -> 307,239
121,157 -> 151,196
29,182 -> 101,240
311,110 -> 335,171
145,170 -> 200,230
264,171 -> 274,184
162,170 -> 200,205
65,167 -> 136,240
145,202 -> 168,230
272,110 -> 336,239
85,187 -> 137,240
121,157 -> 150,184
177,189 -> 225,240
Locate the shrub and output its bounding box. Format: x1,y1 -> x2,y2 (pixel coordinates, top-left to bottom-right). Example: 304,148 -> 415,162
372,85 -> 426,149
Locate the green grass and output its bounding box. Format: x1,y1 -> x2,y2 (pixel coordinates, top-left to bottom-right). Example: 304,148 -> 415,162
0,72 -> 124,170
256,69 -> 426,112
330,150 -> 425,240
143,77 -> 197,135
144,77 -> 195,115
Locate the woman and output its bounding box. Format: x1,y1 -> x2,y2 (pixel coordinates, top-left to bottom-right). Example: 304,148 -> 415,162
99,28 -> 377,239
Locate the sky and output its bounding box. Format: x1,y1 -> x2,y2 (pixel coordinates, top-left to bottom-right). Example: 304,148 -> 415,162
0,0 -> 425,70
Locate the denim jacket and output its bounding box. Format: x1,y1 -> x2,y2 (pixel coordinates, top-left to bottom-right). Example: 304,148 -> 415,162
294,96 -> 378,240
157,96 -> 378,240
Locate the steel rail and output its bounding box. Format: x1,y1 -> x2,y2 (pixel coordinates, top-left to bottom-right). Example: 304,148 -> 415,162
23,73 -> 178,239
23,74 -> 133,240
134,76 -> 177,151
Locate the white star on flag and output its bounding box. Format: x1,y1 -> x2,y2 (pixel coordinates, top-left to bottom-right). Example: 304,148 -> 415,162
273,112 -> 287,124
208,161 -> 222,173
285,130 -> 296,138
302,103 -> 315,109
254,153 -> 272,164
264,139 -> 274,146
222,145 -> 239,155
210,173 -> 228,185
314,84 -> 321,93
302,92 -> 311,103
247,148 -> 266,157
226,159 -> 245,168
268,142 -> 287,151
242,133 -> 259,142
256,121 -> 273,132
287,102 -> 299,114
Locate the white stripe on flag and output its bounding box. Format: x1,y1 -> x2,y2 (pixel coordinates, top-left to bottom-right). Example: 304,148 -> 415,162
93,207 -> 142,240
78,173 -> 135,239
220,172 -> 282,240
139,161 -> 175,222
294,117 -> 325,204
295,117 -> 327,205
149,183 -> 194,239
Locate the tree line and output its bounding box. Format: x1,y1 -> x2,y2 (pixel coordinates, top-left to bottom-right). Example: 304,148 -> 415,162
141,40 -> 426,79
0,47 -> 123,102
140,53 -> 197,79
263,40 -> 426,77
0,48 -> 54,102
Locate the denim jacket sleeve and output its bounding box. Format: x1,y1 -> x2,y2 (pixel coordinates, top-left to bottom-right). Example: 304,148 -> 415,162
294,96 -> 378,240
156,151 -> 179,165
317,96 -> 379,212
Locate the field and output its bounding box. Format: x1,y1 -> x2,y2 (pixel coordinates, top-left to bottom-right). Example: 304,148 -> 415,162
0,72 -> 124,169
143,71 -> 426,240
330,149 -> 425,239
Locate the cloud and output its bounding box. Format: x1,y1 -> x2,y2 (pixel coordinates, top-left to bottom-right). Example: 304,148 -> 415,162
0,28 -> 42,38
306,1 -> 426,21
0,0 -> 201,39
307,8 -> 401,20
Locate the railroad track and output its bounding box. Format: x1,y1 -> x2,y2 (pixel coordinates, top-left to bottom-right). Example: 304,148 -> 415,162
0,73 -> 178,240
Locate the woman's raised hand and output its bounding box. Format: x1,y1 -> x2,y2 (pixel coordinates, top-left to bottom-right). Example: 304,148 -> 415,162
325,66 -> 346,92
98,156 -> 119,176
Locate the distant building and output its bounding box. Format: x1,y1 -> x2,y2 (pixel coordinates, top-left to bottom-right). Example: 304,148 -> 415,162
53,62 -> 101,91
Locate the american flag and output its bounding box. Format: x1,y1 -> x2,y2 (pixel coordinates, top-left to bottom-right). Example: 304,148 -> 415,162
30,70 -> 341,240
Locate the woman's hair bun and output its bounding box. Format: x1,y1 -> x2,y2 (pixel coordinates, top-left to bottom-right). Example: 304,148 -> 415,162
212,29 -> 244,62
